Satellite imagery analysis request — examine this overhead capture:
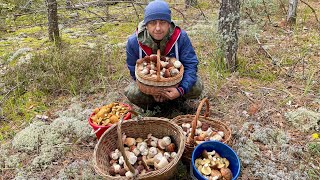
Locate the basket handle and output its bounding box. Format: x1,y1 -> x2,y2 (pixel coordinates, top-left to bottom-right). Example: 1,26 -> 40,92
156,49 -> 161,81
116,110 -> 140,178
188,98 -> 210,145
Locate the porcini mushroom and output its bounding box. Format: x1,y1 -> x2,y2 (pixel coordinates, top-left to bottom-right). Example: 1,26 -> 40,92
221,167 -> 233,180
154,156 -> 169,169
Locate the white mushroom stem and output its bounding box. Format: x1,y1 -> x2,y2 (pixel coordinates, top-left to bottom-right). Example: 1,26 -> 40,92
118,156 -> 124,165
217,131 -> 224,137
154,156 -> 169,169
171,152 -> 177,158
153,153 -> 164,164
163,152 -> 171,160
161,136 -> 171,146
197,121 -> 202,128
113,164 -> 121,173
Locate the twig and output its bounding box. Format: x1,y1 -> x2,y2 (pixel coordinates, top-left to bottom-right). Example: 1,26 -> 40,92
262,0 -> 272,23
171,7 -> 187,23
130,0 -> 140,22
254,33 -> 277,65
300,0 -> 319,23
0,81 -> 25,104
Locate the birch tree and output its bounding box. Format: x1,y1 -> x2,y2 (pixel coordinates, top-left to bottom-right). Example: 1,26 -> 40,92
218,0 -> 240,72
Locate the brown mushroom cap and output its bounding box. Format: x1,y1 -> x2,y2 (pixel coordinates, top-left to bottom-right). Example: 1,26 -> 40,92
211,169 -> 222,178
221,167 -> 233,180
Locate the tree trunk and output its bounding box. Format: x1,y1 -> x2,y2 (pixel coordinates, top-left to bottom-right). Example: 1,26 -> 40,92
46,0 -> 60,44
287,0 -> 298,25
218,0 -> 240,72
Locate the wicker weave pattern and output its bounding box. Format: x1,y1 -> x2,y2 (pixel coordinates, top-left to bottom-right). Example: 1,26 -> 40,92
135,49 -> 184,95
93,114 -> 186,180
171,98 -> 232,162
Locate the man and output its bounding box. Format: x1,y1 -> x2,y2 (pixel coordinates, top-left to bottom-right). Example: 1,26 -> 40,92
125,0 -> 203,111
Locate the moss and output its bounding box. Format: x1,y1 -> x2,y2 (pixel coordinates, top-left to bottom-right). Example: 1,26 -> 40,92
237,56 -> 277,82
94,22 -> 135,43
1,91 -> 47,141
11,26 -> 44,36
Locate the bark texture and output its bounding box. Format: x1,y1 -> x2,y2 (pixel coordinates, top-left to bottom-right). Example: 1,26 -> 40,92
218,0 -> 240,72
287,0 -> 298,25
46,0 -> 60,43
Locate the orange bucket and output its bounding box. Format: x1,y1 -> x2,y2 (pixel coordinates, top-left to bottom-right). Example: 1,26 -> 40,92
88,103 -> 132,139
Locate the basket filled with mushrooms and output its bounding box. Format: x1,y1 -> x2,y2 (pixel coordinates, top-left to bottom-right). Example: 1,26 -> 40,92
172,98 -> 232,163
93,111 -> 185,179
191,141 -> 241,180
135,49 -> 184,95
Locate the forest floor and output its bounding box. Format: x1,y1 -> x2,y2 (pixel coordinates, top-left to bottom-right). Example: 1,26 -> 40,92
0,1 -> 320,179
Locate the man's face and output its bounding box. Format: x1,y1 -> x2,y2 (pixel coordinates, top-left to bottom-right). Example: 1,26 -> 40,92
146,20 -> 170,40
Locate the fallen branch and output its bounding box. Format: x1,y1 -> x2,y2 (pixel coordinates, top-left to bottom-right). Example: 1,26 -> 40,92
300,0 -> 319,23
255,33 -> 277,65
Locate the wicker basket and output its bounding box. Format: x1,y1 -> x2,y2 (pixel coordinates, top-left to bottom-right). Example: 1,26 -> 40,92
93,110 -> 186,180
171,98 -> 232,162
135,49 -> 184,95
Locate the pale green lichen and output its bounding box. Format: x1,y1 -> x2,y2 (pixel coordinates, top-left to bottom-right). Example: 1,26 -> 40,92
4,153 -> 26,168
285,108 -> 320,132
53,160 -> 99,179
12,120 -> 47,152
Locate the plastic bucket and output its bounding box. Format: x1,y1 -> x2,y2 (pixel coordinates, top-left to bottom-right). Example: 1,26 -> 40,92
88,103 -> 132,139
192,141 -> 241,180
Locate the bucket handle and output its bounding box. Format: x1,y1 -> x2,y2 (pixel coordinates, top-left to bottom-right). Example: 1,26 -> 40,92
187,98 -> 210,146
91,128 -> 101,135
116,110 -> 141,178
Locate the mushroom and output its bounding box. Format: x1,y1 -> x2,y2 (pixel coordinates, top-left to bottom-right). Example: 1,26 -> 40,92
136,165 -> 144,173
153,152 -> 164,163
217,131 -> 224,137
221,167 -> 233,180
110,150 -> 120,160
113,164 -> 121,173
109,166 -> 116,176
119,168 -> 126,176
201,163 -> 211,175
195,158 -> 202,168
163,152 -> 171,160
126,151 -> 137,165
118,156 -> 124,165
148,147 -> 158,158
210,134 -> 223,141
200,158 -> 211,165
170,68 -> 179,76
210,169 -> 222,180
136,137 -> 143,143
182,123 -> 191,129
165,143 -> 175,152
124,137 -> 136,147
171,152 -> 177,159
154,156 -> 169,169
201,122 -> 209,131
162,136 -> 171,146
197,120 -> 202,128
125,171 -> 134,178
222,158 -> 230,168
173,60 -> 182,68
137,142 -> 148,152
157,140 -> 166,150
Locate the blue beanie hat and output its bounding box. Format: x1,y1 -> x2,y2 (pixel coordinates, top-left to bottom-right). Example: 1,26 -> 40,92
144,0 -> 171,24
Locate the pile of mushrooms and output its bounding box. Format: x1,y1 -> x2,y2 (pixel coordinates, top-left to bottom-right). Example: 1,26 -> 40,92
108,134 -> 177,177
136,54 -> 182,78
90,102 -> 128,126
194,150 -> 233,180
181,121 -> 225,145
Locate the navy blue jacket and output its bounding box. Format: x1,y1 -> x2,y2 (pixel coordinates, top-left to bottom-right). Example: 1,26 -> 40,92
126,27 -> 198,95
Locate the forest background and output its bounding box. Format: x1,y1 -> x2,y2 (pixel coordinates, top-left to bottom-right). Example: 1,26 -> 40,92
0,0 -> 319,179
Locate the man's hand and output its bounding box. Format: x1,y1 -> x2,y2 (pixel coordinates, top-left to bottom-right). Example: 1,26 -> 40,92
161,87 -> 180,100
153,95 -> 167,102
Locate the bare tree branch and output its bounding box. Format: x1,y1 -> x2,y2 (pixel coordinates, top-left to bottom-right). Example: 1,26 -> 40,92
300,0 -> 319,23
